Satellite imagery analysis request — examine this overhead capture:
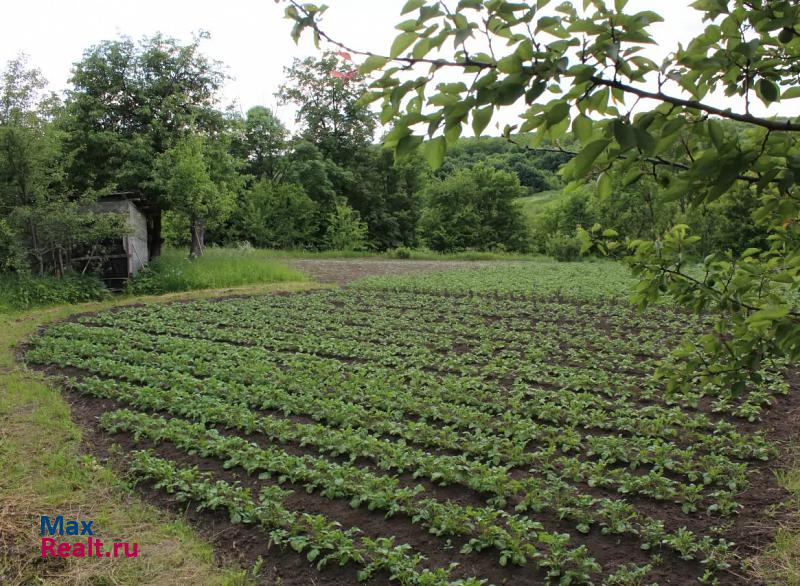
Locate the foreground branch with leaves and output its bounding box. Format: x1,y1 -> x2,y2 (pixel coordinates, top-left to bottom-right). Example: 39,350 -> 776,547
284,0 -> 800,397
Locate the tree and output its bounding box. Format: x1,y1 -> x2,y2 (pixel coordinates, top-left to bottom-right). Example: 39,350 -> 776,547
439,136 -> 566,193
229,180 -> 318,248
283,140 -> 339,235
232,106 -> 288,181
61,32 -> 227,258
419,164 -> 529,252
329,146 -> 427,250
277,52 -> 377,165
0,55 -> 121,276
153,136 -> 236,257
284,0 -> 800,398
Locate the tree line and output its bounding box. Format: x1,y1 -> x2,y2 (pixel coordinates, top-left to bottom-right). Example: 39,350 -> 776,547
0,35 -> 561,278
0,29 -> 772,279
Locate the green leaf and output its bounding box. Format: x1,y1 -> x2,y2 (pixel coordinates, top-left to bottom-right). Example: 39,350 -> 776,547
613,119 -> 637,151
570,139 -> 611,178
390,32 -> 417,58
622,167 -> 644,186
401,0 -> 425,14
634,128 -> 656,155
782,86 -> 800,100
412,38 -> 433,59
472,106 -> 493,136
572,114 -> 593,144
497,55 -> 522,74
396,19 -> 420,32
757,79 -> 779,103
748,304 -> 790,324
423,136 -> 447,169
546,102 -> 570,127
525,80 -> 547,104
662,178 -> 689,202
395,134 -> 423,159
707,119 -> 725,151
596,172 -> 613,200
359,55 -> 389,75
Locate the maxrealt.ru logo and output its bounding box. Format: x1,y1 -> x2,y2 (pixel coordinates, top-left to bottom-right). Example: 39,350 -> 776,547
40,515 -> 139,558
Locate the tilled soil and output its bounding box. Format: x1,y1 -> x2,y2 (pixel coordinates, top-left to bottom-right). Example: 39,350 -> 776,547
286,258 -> 497,285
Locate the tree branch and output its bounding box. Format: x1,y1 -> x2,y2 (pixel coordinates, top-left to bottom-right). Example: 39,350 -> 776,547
507,141 -> 762,185
591,76 -> 800,132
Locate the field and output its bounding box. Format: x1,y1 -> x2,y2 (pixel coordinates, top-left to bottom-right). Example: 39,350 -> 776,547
23,263 -> 799,585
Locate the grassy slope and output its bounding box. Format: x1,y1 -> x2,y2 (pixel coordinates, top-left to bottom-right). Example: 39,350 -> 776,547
0,282 -> 316,586
515,189 -> 564,224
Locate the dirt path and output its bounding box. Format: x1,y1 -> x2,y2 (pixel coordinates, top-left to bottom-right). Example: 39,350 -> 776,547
287,258 -> 495,285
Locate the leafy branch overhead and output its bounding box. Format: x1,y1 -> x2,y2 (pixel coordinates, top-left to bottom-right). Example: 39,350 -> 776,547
283,0 -> 800,393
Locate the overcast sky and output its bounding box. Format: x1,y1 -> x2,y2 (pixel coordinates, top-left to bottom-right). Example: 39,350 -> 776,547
0,1 -> 791,131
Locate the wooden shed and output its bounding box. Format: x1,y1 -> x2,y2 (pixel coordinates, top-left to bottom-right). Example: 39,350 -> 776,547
93,196 -> 150,289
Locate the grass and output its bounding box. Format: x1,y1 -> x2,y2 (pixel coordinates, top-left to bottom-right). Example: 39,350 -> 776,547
515,189 -> 564,224
0,281 -> 317,585
127,247 -> 308,294
0,246 -> 538,314
747,452 -> 800,585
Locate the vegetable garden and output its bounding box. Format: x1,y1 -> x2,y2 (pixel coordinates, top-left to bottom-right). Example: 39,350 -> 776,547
24,265 -> 799,585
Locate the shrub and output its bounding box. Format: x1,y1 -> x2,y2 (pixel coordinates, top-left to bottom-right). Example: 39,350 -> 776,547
390,246 -> 413,259
0,272 -> 109,311
229,181 -> 319,249
419,164 -> 530,252
323,202 -> 369,251
544,232 -> 582,262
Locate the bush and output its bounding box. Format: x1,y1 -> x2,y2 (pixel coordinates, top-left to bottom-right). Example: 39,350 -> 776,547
227,181 -> 319,249
323,202 -> 369,251
0,272 -> 109,311
390,246 -> 413,259
419,164 -> 530,252
544,232 -> 583,262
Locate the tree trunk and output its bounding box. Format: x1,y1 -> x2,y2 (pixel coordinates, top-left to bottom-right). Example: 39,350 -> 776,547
147,210 -> 164,260
189,218 -> 205,258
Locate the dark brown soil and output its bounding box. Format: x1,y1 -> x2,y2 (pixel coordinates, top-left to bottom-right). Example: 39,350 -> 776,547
286,259 -> 497,285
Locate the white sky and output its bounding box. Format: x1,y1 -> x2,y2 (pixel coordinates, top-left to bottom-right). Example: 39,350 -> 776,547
0,0 -> 793,132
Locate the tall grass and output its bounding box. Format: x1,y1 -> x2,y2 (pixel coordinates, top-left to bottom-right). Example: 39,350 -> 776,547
127,247 -> 307,294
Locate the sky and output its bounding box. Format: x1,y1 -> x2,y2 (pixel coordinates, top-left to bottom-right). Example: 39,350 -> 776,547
0,1 -> 791,131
